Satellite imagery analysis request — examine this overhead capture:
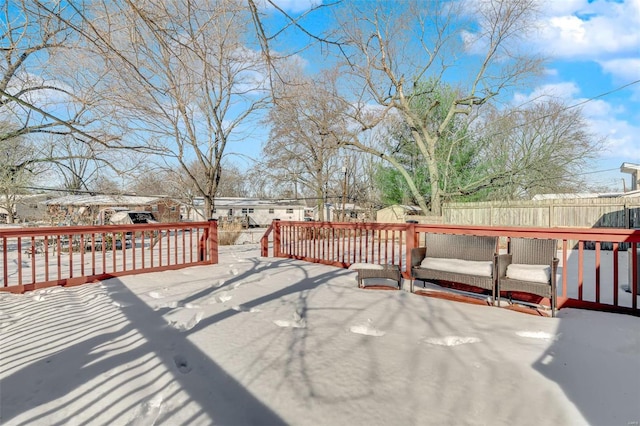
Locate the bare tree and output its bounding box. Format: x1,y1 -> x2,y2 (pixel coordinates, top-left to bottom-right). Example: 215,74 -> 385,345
1,0 -> 78,143
16,0 -> 340,211
1,1 -> 128,150
0,130 -> 43,223
475,100 -> 602,200
88,175 -> 121,196
1,0 -> 151,203
214,162 -> 249,198
334,0 -> 545,215
127,160 -> 248,221
47,134 -> 130,193
126,167 -> 174,197
50,0 -> 274,219
261,69 -> 350,220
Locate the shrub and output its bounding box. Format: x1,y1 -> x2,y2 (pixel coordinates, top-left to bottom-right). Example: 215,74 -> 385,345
218,221 -> 244,245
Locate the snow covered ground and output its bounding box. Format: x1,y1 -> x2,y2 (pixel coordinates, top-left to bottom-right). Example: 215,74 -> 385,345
1,244 -> 639,425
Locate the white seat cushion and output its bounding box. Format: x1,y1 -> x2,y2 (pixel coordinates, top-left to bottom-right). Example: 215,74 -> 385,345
420,257 -> 493,277
506,264 -> 551,284
348,263 -> 385,270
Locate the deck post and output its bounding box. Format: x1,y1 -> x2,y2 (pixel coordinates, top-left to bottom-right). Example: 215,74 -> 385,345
273,219 -> 281,257
208,219 -> 218,264
631,243 -> 638,309
405,220 -> 419,288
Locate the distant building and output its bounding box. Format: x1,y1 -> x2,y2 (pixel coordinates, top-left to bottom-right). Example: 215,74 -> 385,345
183,197 -> 307,227
532,190 -> 640,201
0,194 -> 52,223
312,203 -> 368,222
376,205 -> 424,223
43,195 -> 181,225
621,162 -> 640,191
531,192 -> 624,201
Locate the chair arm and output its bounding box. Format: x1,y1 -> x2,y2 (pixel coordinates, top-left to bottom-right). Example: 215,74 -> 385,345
496,254 -> 512,278
551,258 -> 559,283
411,247 -> 427,268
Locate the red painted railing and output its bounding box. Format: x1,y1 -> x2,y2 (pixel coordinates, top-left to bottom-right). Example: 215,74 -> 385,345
262,220 -> 640,315
0,220 -> 218,293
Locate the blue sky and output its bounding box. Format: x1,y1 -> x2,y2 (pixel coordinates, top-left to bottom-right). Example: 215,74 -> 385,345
230,0 -> 640,192
515,0 -> 640,190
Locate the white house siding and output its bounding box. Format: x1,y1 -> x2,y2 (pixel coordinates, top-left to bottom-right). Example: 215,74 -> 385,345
184,198 -> 306,226
376,205 -> 423,223
212,206 -> 305,226
312,203 -> 367,222
0,194 -> 51,223
42,195 -> 181,224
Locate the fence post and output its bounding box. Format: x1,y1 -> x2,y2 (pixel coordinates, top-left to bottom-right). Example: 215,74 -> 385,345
208,219 -> 218,264
199,227 -> 208,262
273,219 -> 281,257
631,242 -> 638,309
260,223 -> 271,257
405,220 -> 419,282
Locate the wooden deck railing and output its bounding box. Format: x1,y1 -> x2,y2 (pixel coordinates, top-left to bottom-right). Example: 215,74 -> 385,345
261,220 -> 640,315
0,220 -> 218,293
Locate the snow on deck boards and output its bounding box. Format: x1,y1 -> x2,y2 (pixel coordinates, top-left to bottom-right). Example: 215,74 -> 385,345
1,245 -> 639,425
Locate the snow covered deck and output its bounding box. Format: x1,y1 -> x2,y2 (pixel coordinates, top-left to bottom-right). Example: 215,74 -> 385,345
1,244 -> 639,425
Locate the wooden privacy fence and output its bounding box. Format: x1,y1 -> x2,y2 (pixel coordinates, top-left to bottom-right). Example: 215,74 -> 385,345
261,220 -> 640,316
1,220 -> 219,293
443,197 -> 640,229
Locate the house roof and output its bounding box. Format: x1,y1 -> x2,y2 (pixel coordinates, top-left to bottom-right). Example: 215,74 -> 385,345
379,204 -> 423,212
0,194 -> 52,203
194,197 -> 306,208
620,162 -> 640,174
312,203 -> 365,212
618,189 -> 640,198
43,195 -> 174,206
532,190 -> 640,200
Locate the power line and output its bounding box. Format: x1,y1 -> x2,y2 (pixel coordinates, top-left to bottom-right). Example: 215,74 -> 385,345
17,186 -> 172,199
577,167 -> 620,176
488,79 -> 640,137
507,79 -> 640,114
9,79 -> 638,205
13,185 -> 344,204
564,79 -> 640,111
14,163 -> 626,202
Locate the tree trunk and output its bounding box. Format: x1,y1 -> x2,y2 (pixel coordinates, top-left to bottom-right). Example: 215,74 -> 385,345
429,182 -> 442,216
425,152 -> 441,216
204,197 -> 214,220
316,186 -> 325,221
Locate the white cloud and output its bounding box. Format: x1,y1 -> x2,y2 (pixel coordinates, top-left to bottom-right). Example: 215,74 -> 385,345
580,98 -> 618,117
535,0 -> 640,60
574,103 -> 640,162
580,101 -> 640,162
599,58 -> 640,82
0,71 -> 81,127
462,1 -> 639,84
512,81 -> 640,162
592,116 -> 640,160
511,82 -> 581,106
541,0 -> 591,15
258,0 -> 322,13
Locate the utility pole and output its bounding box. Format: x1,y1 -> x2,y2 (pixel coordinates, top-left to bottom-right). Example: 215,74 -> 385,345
341,162 -> 348,222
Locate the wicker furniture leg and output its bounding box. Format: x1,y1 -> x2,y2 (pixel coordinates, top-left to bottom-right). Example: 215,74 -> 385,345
356,265 -> 401,289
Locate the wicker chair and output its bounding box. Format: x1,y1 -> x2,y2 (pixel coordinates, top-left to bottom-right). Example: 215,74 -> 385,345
355,265 -> 402,289
496,238 -> 559,317
410,233 -> 499,303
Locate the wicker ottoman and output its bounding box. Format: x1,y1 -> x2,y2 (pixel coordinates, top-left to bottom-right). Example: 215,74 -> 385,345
353,264 -> 402,289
